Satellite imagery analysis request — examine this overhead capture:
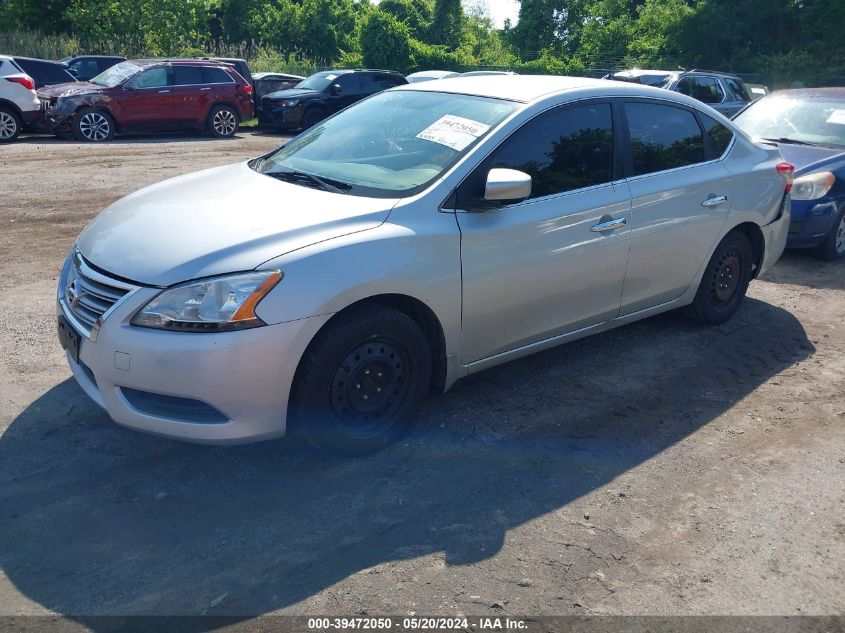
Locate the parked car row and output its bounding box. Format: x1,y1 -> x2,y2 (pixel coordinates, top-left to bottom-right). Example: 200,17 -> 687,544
56,74 -> 798,452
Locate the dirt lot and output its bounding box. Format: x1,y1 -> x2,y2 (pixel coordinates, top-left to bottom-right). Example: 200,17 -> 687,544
0,131 -> 843,620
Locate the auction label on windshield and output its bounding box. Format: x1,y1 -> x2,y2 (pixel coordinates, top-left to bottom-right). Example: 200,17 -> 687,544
416,115 -> 490,151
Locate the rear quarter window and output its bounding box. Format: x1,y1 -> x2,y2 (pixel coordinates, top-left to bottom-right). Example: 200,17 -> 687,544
201,67 -> 233,84
699,113 -> 734,158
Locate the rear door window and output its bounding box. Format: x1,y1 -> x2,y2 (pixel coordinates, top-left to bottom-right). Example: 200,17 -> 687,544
625,102 -> 706,175
172,66 -> 204,86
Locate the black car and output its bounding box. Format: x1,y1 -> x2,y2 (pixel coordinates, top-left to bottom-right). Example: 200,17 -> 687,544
60,55 -> 126,82
259,69 -> 407,131
10,57 -> 75,89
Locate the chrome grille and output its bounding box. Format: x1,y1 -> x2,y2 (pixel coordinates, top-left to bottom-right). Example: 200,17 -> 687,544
60,251 -> 136,337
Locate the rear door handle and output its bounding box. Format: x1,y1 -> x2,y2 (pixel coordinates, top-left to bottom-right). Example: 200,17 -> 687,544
158,90 -> 170,94
701,195 -> 728,208
200,87 -> 211,91
590,217 -> 627,233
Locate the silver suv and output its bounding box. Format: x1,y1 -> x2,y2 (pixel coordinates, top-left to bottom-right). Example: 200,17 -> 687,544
606,69 -> 754,117
0,55 -> 41,142
58,76 -> 791,453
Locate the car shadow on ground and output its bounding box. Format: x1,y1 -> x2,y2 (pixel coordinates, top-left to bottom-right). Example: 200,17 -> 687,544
0,298 -> 813,625
760,250 -> 845,291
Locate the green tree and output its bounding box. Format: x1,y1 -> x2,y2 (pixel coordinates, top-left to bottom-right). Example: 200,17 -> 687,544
360,10 -> 413,72
428,0 -> 463,49
379,0 -> 432,39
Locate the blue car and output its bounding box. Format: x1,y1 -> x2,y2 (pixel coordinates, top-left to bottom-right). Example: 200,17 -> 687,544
733,88 -> 845,260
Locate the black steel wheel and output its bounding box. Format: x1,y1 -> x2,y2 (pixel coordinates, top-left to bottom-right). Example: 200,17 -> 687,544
290,304 -> 432,454
687,230 -> 753,325
301,107 -> 325,130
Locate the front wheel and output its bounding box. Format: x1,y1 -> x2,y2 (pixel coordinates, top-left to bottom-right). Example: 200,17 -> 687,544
0,106 -> 21,143
289,304 -> 432,455
72,107 -> 115,142
301,107 -> 325,130
816,206 -> 845,261
686,230 -> 754,325
207,104 -> 239,138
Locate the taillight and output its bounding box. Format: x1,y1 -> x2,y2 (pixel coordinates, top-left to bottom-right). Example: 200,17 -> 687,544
776,162 -> 795,193
243,84 -> 253,94
5,75 -> 35,91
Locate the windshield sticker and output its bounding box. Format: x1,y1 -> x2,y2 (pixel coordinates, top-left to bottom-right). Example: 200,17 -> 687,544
325,74 -> 337,81
826,109 -> 845,125
416,115 -> 491,151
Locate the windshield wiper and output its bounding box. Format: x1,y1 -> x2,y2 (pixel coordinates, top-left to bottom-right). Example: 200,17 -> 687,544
758,137 -> 816,147
263,168 -> 351,194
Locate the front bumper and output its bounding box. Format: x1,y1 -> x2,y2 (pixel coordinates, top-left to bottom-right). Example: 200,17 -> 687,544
58,270 -> 331,445
257,103 -> 305,129
785,198 -> 841,249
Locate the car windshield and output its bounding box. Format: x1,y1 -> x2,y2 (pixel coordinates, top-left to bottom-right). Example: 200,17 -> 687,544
255,90 -> 519,197
294,72 -> 340,91
89,61 -> 141,87
611,72 -> 673,88
733,93 -> 845,149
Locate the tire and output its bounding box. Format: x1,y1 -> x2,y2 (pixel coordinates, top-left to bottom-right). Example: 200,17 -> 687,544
72,107 -> 115,142
0,106 -> 22,143
301,107 -> 325,130
686,230 -> 754,325
816,206 -> 845,261
207,104 -> 239,138
289,304 -> 432,455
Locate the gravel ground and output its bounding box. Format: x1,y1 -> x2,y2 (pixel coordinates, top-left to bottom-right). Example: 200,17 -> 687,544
0,131 -> 843,620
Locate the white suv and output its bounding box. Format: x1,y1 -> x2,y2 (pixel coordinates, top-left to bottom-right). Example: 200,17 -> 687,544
0,55 -> 41,143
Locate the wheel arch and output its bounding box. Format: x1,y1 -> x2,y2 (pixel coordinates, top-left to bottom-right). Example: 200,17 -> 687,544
0,99 -> 24,118
293,293 -> 449,395
730,221 -> 765,278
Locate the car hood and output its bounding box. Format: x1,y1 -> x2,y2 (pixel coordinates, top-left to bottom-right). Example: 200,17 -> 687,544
76,162 -> 397,287
37,81 -> 103,98
263,88 -> 321,101
774,142 -> 845,176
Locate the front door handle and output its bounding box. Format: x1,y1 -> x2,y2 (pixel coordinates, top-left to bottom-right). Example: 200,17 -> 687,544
158,90 -> 171,94
590,217 -> 627,233
701,195 -> 728,208
200,87 -> 211,91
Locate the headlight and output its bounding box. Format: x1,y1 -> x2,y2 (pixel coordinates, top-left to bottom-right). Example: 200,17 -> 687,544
280,99 -> 300,107
791,172 -> 835,201
131,270 -> 282,332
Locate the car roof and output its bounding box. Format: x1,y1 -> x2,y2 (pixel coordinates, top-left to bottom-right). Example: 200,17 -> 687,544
253,72 -> 304,79
408,70 -> 459,78
11,56 -> 68,66
129,58 -> 232,68
63,55 -> 125,60
765,87 -> 845,98
392,74 -> 725,111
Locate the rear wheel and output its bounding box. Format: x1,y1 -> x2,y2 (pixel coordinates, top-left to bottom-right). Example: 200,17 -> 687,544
290,304 -> 431,455
816,206 -> 845,261
207,104 -> 239,138
72,107 -> 115,142
0,106 -> 22,143
686,230 -> 753,325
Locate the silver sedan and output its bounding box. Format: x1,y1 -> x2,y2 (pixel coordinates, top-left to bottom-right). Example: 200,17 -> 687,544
57,75 -> 792,452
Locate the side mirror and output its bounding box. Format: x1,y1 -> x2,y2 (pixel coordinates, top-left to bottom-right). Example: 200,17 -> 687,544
67,67 -> 79,77
330,83 -> 341,95
484,168 -> 532,202
123,82 -> 136,91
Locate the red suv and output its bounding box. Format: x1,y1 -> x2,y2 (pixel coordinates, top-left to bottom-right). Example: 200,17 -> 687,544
37,59 -> 253,141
